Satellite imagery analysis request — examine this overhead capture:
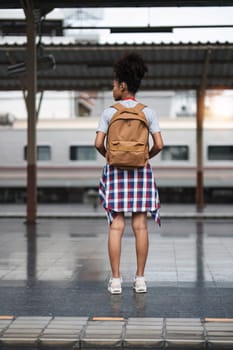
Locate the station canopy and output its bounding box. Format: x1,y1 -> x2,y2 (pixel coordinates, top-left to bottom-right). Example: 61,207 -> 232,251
2,0 -> 233,9
0,0 -> 232,92
0,41 -> 233,91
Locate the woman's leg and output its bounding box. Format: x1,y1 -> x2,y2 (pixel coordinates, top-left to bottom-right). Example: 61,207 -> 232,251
131,212 -> 149,276
108,213 -> 125,278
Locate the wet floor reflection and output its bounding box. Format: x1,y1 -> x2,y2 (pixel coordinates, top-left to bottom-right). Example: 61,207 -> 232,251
133,293 -> 147,316
196,221 -> 204,284
110,295 -> 122,315
109,292 -> 147,317
22,218 -> 233,286
0,218 -> 233,317
26,223 -> 37,285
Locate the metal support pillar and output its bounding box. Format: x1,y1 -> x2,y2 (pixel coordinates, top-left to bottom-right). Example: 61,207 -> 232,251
195,49 -> 211,211
23,1 -> 37,224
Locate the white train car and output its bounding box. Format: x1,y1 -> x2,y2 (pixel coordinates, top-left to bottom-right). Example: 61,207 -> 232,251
0,117 -> 232,203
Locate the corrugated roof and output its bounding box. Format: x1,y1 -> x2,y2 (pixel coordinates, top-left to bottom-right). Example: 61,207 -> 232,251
2,1 -> 233,9
0,42 -> 232,91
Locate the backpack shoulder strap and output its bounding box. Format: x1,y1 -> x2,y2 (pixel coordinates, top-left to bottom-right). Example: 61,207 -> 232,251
134,103 -> 146,112
111,102 -> 146,113
111,103 -> 125,112
109,102 -> 149,128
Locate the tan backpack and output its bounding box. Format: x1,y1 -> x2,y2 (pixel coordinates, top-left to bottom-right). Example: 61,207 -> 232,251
106,102 -> 149,169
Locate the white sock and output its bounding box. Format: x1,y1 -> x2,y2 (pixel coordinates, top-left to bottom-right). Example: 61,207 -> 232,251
135,275 -> 145,280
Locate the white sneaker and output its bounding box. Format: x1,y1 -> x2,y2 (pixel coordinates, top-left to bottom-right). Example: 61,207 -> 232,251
133,276 -> 147,293
108,277 -> 122,294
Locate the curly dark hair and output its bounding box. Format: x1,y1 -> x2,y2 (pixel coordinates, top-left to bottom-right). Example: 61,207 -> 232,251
113,52 -> 148,94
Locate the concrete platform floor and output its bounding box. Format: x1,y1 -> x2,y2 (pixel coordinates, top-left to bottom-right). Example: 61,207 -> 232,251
0,216 -> 232,319
0,213 -> 233,350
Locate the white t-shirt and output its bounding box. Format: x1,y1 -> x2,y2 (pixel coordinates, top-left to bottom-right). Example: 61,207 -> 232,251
97,100 -> 160,135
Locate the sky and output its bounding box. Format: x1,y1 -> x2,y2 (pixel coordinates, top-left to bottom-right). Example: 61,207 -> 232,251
1,7 -> 233,44
97,7 -> 233,43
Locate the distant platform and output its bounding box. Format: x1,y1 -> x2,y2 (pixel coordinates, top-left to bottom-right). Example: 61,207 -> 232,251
0,203 -> 233,219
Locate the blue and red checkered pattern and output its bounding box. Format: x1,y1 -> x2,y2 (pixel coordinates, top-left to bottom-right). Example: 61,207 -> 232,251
99,163 -> 160,226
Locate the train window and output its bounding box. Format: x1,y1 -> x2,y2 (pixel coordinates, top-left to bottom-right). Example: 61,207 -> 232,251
24,146 -> 51,161
70,146 -> 96,161
208,145 -> 233,161
161,145 -> 189,161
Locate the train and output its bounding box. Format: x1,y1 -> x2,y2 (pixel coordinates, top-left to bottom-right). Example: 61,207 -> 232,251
0,116 -> 232,203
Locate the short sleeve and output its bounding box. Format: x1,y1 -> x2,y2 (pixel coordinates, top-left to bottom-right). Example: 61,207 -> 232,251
96,107 -> 116,134
143,107 -> 161,134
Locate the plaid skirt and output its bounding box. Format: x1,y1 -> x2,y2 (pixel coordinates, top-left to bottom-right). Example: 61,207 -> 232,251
99,163 -> 160,226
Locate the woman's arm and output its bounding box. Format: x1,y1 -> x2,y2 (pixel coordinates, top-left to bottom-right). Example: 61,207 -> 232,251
149,132 -> 164,159
95,131 -> 106,158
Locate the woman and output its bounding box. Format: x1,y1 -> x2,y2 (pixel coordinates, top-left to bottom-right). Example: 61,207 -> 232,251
95,53 -> 163,294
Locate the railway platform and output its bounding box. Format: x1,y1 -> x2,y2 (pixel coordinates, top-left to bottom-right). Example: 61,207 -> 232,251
0,203 -> 233,219
0,205 -> 232,349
